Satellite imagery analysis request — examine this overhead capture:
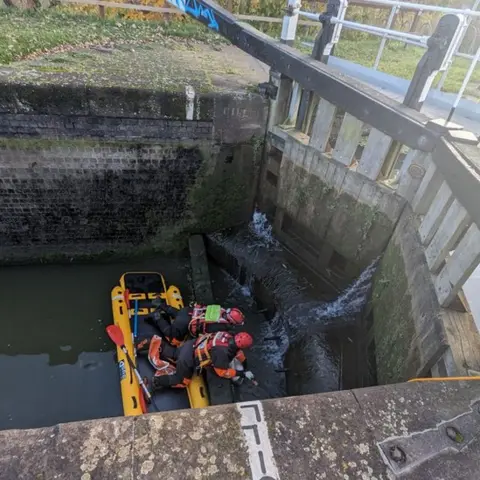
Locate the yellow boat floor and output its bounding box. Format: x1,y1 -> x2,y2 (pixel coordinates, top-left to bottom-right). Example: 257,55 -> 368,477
117,272 -> 206,413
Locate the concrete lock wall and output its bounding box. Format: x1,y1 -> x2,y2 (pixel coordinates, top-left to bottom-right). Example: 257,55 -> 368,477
2,380 -> 480,479
369,207 -> 447,384
258,133 -> 405,287
257,129 -> 479,385
0,85 -> 268,262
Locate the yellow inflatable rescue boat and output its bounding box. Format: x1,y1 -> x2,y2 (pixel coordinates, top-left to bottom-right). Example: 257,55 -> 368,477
111,271 -> 209,416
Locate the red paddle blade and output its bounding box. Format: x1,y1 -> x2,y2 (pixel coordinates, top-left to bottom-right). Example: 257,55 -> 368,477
124,289 -> 131,310
106,324 -> 125,347
139,386 -> 148,414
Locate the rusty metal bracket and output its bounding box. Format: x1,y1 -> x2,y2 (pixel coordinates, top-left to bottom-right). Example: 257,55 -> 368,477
378,400 -> 480,476
258,82 -> 279,100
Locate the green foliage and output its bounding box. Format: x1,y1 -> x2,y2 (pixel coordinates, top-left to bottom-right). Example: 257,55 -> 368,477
297,37 -> 480,97
0,7 -> 225,65
1,4 -> 478,97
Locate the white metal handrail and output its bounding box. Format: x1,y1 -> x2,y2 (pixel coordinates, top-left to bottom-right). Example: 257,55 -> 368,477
358,0 -> 480,17
292,2 -> 477,124
332,17 -> 430,44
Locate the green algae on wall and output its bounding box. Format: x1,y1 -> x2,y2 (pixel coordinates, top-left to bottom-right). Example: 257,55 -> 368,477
370,239 -> 420,384
277,156 -> 398,272
150,140 -> 262,254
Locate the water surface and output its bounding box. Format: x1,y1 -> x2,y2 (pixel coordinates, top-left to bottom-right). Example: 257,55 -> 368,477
0,256 -> 191,430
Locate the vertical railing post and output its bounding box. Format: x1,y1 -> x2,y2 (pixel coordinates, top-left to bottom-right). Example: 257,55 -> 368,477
312,0 -> 341,64
295,0 -> 340,132
281,0 -> 300,46
404,13 -> 462,111
281,0 -> 301,126
380,14 -> 462,180
373,5 -> 398,70
437,0 -> 479,91
446,45 -> 480,122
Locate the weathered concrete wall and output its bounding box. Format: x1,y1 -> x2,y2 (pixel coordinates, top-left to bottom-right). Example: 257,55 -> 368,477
371,206 -> 480,384
0,85 -> 265,144
258,131 -> 405,287
0,85 -> 267,262
370,207 -> 447,384
1,380 -> 479,479
257,128 -> 480,386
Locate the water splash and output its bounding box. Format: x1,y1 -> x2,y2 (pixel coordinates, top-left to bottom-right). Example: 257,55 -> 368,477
209,209 -> 378,392
254,319 -> 289,369
278,258 -> 379,342
249,209 -> 279,248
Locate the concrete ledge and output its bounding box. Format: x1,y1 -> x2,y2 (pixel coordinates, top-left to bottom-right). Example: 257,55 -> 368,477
1,381 -> 480,479
188,234 -> 234,406
188,235 -> 214,304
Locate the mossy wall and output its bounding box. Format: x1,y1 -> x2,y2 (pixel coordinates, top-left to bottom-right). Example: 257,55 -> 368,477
263,136 -> 405,284
0,86 -> 267,263
370,240 -> 420,384
370,208 -> 447,383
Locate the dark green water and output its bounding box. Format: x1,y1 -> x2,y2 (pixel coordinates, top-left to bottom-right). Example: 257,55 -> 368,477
0,256 -> 192,431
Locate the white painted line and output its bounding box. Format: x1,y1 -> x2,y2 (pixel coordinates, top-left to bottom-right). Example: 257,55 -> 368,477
185,85 -> 195,121
237,401 -> 280,480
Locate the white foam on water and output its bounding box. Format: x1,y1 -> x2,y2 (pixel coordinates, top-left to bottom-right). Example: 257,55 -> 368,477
255,319 -> 289,369
211,211 -> 379,378
282,258 -> 379,341
249,209 -> 279,248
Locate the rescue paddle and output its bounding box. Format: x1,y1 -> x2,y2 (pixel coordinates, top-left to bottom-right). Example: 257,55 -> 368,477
123,290 -> 146,412
106,324 -> 159,412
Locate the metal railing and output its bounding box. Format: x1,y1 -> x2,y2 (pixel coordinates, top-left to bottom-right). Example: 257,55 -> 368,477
287,0 -> 478,125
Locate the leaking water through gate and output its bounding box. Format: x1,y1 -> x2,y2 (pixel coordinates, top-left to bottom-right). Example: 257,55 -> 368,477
207,210 -> 379,397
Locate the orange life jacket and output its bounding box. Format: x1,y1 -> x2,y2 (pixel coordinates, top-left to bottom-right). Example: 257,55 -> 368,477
147,335 -> 175,371
194,331 -> 231,369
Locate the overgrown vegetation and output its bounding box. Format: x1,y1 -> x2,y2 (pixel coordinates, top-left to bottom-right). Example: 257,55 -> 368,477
1,3 -> 479,97
0,7 -> 224,64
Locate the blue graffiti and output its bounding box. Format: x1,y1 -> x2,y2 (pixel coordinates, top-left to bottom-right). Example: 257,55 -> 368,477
167,0 -> 220,31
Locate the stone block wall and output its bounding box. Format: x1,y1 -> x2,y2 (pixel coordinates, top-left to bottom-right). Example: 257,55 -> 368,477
0,114 -> 214,141
0,84 -> 267,262
258,132 -> 405,288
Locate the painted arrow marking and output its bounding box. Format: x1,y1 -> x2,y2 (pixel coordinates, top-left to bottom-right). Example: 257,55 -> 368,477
237,401 -> 280,480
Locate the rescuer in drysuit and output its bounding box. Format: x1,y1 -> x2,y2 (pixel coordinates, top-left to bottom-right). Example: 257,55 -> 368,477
136,331 -> 255,390
145,300 -> 245,346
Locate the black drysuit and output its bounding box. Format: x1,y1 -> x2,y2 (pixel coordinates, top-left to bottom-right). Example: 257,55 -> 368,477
149,306 -> 234,344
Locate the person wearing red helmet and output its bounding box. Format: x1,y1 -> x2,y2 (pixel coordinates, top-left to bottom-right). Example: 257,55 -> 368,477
146,301 -> 245,346
145,330 -> 255,391
193,331 -> 255,381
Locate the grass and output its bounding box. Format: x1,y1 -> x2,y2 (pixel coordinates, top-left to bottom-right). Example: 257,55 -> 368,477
297,35 -> 480,98
334,38 -> 480,97
0,7 -> 225,65
0,7 -> 478,98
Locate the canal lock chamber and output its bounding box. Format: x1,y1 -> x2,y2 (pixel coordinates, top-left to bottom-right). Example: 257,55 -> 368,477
0,82 -> 446,430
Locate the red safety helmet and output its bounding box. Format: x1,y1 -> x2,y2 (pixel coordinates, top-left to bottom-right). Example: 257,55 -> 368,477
226,307 -> 245,325
234,332 -> 253,349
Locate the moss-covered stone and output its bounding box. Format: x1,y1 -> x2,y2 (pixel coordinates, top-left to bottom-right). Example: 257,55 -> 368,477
149,141 -> 262,253
0,40 -> 264,94
371,240 -> 420,384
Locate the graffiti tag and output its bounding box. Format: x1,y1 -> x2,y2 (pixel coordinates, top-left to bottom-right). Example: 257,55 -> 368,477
167,0 -> 220,31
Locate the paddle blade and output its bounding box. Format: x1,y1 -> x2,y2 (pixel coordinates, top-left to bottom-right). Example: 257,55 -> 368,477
124,289 -> 131,310
139,386 -> 148,414
106,324 -> 125,347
